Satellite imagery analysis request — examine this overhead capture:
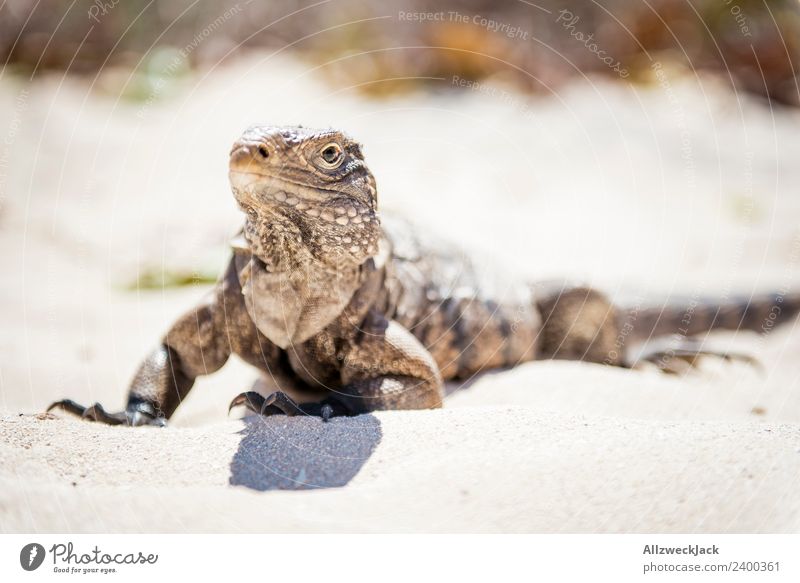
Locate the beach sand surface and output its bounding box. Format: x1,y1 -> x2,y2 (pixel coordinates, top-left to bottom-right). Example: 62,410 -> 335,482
1,55 -> 799,532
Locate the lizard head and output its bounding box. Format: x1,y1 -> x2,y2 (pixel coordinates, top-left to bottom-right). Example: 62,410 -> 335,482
229,124 -> 380,270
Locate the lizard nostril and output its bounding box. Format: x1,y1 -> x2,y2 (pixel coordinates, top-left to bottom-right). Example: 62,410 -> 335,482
257,145 -> 269,159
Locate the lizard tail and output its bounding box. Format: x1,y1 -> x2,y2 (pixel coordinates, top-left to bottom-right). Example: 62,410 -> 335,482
620,290 -> 800,345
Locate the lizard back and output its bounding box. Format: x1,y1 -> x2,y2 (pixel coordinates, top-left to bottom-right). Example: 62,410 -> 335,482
376,215 -> 541,379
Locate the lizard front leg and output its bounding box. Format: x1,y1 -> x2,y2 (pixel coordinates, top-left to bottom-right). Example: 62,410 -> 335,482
48,285 -> 233,426
230,311 -> 444,420
47,344 -> 192,426
335,316 -> 444,413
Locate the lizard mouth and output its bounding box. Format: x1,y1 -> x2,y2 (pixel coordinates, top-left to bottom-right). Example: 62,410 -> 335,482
228,171 -> 334,215
229,170 -> 374,229
229,170 -> 344,202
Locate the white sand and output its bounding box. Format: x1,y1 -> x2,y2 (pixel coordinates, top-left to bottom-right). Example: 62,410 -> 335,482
2,404 -> 800,533
1,55 -> 800,532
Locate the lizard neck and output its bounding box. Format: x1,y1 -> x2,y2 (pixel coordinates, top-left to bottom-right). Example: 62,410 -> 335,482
243,211 -> 381,274
243,214 -> 313,273
235,244 -> 366,348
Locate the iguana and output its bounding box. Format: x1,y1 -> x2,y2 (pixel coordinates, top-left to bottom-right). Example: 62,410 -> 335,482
48,125 -> 800,426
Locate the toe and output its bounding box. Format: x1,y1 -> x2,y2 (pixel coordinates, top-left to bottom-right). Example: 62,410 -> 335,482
228,391 -> 265,414
82,403 -> 126,425
46,399 -> 128,425
263,392 -> 301,416
47,399 -> 87,417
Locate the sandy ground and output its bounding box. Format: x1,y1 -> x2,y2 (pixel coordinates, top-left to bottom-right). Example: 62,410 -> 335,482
1,54 -> 800,532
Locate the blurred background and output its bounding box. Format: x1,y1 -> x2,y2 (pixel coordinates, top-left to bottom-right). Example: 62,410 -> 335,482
2,0 -> 800,423
3,0 -> 800,104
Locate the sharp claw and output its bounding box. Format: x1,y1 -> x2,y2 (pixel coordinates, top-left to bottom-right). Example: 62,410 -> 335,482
228,391 -> 266,415
47,399 -> 87,416
228,394 -> 246,413
83,404 -> 100,420
46,399 -> 128,425
263,391 -> 300,417
84,403 -> 126,425
261,392 -> 278,413
630,344 -> 762,375
228,391 -> 305,418
229,391 -> 347,420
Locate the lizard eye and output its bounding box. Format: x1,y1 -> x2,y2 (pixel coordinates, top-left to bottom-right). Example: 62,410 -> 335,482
320,143 -> 344,168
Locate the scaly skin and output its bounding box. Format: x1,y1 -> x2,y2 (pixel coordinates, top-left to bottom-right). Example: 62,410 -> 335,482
48,125 -> 800,425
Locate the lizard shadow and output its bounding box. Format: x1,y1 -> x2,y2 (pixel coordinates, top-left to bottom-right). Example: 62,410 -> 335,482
229,413 -> 382,491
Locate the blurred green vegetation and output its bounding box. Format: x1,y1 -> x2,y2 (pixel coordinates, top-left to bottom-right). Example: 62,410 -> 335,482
125,267 -> 218,291
1,0 -> 798,105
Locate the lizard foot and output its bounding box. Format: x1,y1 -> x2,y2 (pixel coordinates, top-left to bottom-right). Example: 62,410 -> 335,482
228,391 -> 350,422
627,338 -> 762,375
46,399 -> 167,426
